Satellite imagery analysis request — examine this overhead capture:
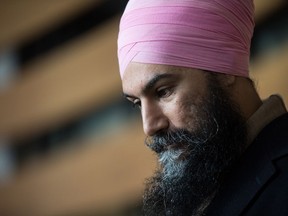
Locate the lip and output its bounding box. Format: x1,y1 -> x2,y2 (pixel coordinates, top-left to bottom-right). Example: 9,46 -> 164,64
147,136 -> 188,154
167,143 -> 179,149
166,142 -> 187,151
154,143 -> 177,154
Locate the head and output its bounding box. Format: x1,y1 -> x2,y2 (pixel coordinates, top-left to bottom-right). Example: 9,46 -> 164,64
123,63 -> 260,215
118,0 -> 259,215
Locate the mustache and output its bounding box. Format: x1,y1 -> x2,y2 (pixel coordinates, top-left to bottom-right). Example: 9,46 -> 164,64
145,129 -> 210,154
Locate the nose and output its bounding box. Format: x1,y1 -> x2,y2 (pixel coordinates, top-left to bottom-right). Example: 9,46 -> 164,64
141,100 -> 169,136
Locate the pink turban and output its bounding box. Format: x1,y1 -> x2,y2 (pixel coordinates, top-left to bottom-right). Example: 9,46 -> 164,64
117,0 -> 255,79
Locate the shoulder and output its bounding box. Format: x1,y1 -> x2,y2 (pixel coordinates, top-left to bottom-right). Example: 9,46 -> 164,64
252,112 -> 288,160
205,113 -> 288,216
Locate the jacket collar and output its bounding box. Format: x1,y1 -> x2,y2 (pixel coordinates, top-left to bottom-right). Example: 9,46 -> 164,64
247,95 -> 287,145
206,110 -> 288,216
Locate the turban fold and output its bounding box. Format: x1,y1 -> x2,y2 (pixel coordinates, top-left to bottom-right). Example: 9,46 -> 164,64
117,0 -> 255,78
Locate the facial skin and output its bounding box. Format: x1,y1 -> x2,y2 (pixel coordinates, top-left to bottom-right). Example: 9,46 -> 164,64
123,63 -> 208,135
122,62 -> 247,215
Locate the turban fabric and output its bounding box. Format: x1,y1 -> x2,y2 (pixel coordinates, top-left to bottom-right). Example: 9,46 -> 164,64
117,0 -> 255,78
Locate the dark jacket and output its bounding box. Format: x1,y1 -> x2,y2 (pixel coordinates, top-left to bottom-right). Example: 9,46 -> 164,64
206,113 -> 288,216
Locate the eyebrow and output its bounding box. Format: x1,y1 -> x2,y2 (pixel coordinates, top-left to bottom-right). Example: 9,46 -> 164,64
123,73 -> 176,99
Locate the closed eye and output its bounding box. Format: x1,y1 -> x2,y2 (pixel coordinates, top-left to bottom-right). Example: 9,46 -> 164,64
123,94 -> 141,109
132,99 -> 141,109
156,87 -> 174,98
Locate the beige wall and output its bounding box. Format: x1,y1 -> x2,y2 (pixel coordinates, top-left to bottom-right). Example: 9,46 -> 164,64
0,1 -> 287,215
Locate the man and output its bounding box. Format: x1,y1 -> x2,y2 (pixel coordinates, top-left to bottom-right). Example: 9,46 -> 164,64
117,0 -> 288,215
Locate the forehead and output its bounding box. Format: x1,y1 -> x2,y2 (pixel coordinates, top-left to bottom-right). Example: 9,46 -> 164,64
122,63 -> 176,94
122,62 -> 207,96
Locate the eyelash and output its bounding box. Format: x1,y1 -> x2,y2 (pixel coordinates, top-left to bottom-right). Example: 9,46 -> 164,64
156,87 -> 173,98
132,100 -> 141,109
130,87 -> 173,109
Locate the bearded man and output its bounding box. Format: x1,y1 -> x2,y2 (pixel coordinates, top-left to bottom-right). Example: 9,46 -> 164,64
117,0 -> 288,215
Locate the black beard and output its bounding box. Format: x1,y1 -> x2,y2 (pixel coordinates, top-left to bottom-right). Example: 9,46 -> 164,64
143,75 -> 247,216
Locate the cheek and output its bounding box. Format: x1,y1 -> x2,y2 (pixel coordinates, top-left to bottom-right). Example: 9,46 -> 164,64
169,94 -> 204,130
181,102 -> 203,131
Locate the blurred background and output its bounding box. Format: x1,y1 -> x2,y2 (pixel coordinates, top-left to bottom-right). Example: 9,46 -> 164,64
0,0 -> 287,215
